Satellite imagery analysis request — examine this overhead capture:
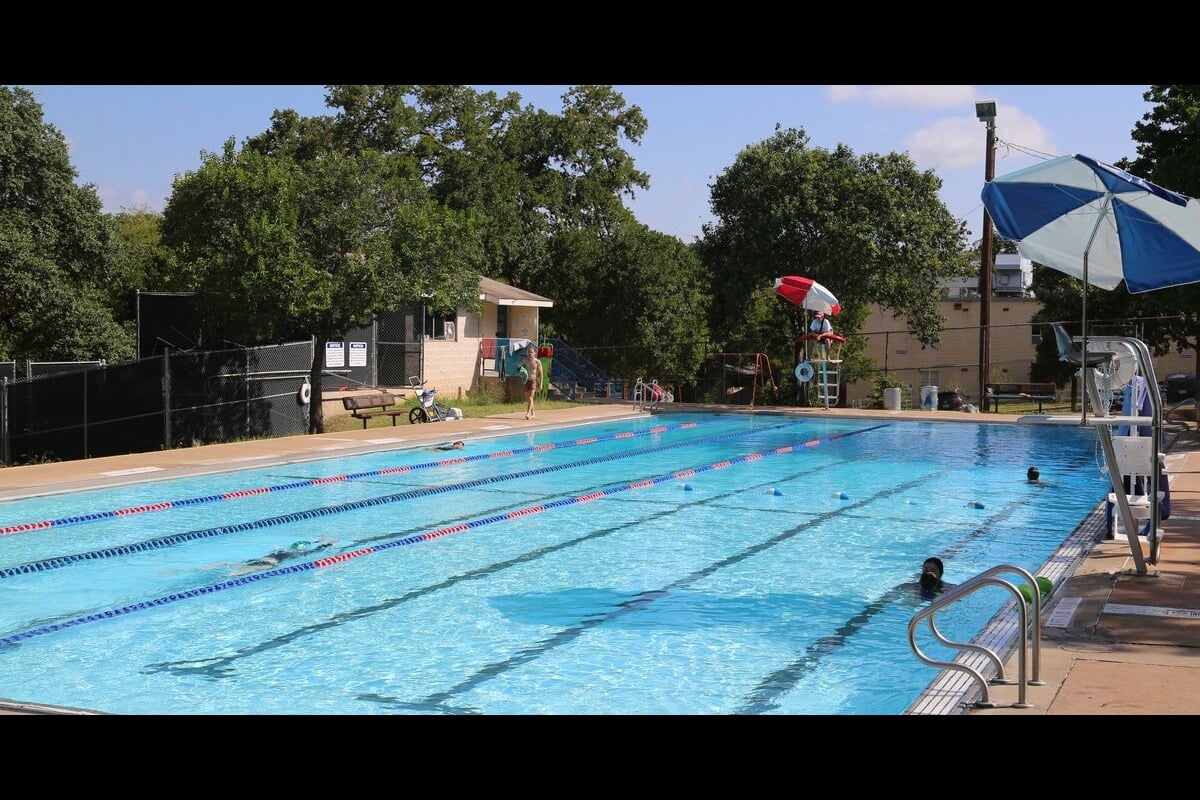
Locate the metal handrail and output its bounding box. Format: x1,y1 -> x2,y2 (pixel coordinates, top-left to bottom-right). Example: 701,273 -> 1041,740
908,564 -> 1045,710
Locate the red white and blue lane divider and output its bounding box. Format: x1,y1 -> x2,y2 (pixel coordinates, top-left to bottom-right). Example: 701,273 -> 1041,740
0,424 -> 886,646
0,422 -> 802,579
0,421 -> 718,537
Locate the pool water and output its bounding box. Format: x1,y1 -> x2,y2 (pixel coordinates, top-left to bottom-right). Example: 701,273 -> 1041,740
0,412 -> 1108,715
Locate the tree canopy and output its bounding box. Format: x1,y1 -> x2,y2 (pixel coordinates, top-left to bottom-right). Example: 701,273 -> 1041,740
697,126 -> 973,397
0,86 -> 133,364
1032,86 -> 1200,380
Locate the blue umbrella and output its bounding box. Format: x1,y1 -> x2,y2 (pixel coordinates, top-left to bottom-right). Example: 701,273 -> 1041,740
982,153 -> 1200,293
982,154 -> 1200,414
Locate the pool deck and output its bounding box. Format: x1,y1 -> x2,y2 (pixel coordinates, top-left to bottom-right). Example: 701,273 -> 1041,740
2,401 -> 1198,715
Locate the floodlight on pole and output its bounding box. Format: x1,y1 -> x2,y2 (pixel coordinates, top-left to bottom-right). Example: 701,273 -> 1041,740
976,99 -> 997,406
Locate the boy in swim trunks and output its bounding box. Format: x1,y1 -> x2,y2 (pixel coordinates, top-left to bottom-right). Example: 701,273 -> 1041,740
522,349 -> 542,420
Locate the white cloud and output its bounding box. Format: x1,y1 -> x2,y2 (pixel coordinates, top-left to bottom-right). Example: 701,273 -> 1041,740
95,185 -> 119,211
828,85 -> 975,109
130,189 -> 153,211
908,104 -> 1057,171
827,85 -> 863,103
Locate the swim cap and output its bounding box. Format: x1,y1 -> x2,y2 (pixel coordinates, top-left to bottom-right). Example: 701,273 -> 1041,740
290,541 -> 309,551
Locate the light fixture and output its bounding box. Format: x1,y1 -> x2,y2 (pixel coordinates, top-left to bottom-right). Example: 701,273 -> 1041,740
975,99 -> 997,123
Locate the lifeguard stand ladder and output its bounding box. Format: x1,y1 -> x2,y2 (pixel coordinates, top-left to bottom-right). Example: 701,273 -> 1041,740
797,334 -> 845,410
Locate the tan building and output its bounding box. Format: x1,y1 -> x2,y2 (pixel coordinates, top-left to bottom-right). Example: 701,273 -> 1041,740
418,276 -> 553,401
847,297 -> 1194,408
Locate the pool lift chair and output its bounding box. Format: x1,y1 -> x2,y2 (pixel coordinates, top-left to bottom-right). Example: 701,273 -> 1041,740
1019,330 -> 1165,574
1050,322 -> 1117,370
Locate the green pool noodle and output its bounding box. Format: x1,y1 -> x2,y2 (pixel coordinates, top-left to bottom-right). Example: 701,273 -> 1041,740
1018,576 -> 1053,603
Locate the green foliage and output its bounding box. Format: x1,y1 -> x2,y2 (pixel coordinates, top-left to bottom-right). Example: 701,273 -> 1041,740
1031,86 -> 1200,384
327,84 -> 650,296
541,220 -> 711,381
864,373 -> 908,409
109,209 -> 177,320
1108,85 -> 1200,368
696,126 -> 972,405
0,86 -> 134,363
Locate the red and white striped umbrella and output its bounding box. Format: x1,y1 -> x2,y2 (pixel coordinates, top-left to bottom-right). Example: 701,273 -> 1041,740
773,276 -> 841,315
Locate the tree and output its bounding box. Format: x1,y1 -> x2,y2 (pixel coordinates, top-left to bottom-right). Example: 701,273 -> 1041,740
697,126 -> 973,402
542,218 -> 711,383
109,208 -> 177,327
161,128 -> 483,434
327,84 -> 651,292
0,86 -> 133,364
1106,85 -> 1200,382
1023,86 -> 1200,389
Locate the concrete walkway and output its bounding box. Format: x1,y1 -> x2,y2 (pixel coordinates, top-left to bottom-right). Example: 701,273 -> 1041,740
2,402 -> 1197,715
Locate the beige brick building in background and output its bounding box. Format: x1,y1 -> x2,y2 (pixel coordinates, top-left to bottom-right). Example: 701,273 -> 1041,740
845,255 -> 1195,408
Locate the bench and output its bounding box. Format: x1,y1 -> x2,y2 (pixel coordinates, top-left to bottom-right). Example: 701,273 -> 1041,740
342,392 -> 407,428
984,382 -> 1057,413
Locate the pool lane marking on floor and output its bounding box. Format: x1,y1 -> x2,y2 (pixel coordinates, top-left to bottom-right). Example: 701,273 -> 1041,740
0,424 -> 889,647
151,429 -> 900,694
145,422 -> 1128,710
0,420 -> 810,578
151,471 -> 807,681
0,419 -> 722,536
750,440 -> 1106,715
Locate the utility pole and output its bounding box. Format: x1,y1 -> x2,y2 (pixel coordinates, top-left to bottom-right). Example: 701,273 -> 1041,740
976,100 -> 997,405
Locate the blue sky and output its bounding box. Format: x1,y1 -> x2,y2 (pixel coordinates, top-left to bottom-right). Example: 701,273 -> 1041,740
21,84 -> 1154,246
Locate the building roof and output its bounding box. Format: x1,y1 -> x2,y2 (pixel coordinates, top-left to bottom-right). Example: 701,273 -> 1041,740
479,276 -> 553,308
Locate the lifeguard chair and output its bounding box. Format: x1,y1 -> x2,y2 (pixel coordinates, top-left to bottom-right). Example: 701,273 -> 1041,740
795,332 -> 845,408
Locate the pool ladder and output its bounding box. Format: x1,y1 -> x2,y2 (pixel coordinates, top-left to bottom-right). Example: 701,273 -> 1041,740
908,564 -> 1046,709
632,378 -> 672,412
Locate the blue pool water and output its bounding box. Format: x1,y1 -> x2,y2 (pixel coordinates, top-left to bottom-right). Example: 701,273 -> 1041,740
0,412 -> 1109,715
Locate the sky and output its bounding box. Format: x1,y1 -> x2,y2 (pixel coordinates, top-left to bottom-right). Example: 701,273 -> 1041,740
19,84 -> 1156,246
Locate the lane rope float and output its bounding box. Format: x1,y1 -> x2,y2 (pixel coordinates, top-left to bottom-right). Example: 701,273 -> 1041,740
0,419 -> 727,537
0,423 -> 889,646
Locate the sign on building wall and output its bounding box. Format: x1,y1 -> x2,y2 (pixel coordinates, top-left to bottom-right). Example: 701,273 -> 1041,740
325,341 -> 345,368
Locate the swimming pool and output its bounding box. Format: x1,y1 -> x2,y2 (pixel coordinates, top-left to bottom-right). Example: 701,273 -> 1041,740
0,411 -> 1109,715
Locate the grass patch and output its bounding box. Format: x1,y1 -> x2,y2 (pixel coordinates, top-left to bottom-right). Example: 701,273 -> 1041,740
321,394 -> 591,433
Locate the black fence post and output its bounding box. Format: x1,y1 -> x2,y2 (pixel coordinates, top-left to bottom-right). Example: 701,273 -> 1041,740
1,378 -> 7,467
163,349 -> 172,450
82,370 -> 89,460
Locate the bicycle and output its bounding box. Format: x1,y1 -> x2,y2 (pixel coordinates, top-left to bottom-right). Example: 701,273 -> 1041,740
407,376 -> 454,423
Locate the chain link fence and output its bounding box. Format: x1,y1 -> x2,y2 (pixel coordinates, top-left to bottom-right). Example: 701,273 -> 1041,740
1,342 -> 315,466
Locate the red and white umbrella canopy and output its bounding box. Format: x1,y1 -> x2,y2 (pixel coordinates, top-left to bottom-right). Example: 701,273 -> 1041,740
773,276 -> 841,315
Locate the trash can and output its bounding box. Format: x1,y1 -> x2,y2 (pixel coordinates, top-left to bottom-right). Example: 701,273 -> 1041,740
921,385 -> 938,411
883,387 -> 902,410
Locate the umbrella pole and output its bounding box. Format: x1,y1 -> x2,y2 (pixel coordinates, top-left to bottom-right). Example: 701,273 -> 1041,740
1081,255 -> 1088,425
1078,195 -> 1112,425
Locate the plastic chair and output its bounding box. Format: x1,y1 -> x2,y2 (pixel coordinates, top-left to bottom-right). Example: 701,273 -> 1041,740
1105,434 -> 1170,539
1050,323 -> 1115,369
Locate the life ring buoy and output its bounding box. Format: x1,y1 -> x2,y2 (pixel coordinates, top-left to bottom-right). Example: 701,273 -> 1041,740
795,362 -> 814,383
297,380 -> 312,405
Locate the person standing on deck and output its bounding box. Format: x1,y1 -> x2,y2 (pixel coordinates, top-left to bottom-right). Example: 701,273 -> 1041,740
523,349 -> 543,420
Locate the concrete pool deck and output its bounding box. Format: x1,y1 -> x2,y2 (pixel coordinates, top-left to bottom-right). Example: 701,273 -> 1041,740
1,401 -> 1197,715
